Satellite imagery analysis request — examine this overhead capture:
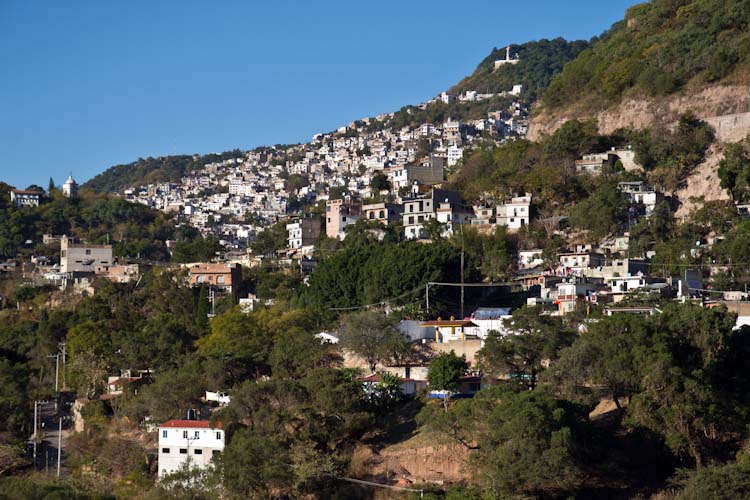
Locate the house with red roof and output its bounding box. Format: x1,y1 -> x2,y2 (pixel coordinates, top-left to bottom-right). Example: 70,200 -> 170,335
158,419 -> 224,479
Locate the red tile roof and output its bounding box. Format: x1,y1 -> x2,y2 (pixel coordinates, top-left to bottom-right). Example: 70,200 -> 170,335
159,420 -> 222,429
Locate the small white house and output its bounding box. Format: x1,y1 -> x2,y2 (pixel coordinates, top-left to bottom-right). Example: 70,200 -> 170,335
158,420 -> 224,479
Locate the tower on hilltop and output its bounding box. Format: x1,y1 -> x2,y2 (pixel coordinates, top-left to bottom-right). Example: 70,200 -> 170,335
62,174 -> 78,198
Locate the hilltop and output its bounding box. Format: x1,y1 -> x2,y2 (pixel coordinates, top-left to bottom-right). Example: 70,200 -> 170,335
450,38 -> 589,101
82,39 -> 586,194
83,150 -> 247,193
531,0 -> 750,138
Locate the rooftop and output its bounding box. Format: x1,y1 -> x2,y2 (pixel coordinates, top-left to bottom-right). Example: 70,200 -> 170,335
159,419 -> 222,429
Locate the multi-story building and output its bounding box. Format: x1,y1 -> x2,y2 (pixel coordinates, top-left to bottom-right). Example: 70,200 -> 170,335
286,216 -> 321,250
362,202 -> 402,224
496,193 -> 532,230
10,189 -> 41,208
325,197 -> 361,239
436,200 -> 474,237
402,188 -> 462,240
187,263 -> 242,299
60,237 -> 113,274
158,420 -> 224,479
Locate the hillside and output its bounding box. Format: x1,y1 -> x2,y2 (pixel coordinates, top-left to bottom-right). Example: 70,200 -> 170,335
532,0 -> 750,136
83,150 -> 246,193
450,38 -> 590,101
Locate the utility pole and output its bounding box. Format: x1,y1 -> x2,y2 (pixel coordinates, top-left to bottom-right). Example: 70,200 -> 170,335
32,400 -> 41,466
459,222 -> 465,319
48,353 -> 59,410
60,343 -> 67,391
56,418 -> 62,478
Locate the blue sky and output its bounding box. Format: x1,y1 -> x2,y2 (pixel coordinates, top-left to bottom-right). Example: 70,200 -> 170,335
0,0 -> 638,189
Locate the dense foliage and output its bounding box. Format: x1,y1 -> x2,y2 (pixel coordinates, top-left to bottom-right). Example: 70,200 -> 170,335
543,0 -> 750,109
451,38 -> 590,101
83,150 -> 246,193
0,183 -> 218,262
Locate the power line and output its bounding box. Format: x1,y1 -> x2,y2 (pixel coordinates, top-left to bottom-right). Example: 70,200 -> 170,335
329,286 -> 424,311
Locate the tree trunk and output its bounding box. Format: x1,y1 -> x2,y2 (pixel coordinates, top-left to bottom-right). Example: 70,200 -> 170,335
612,392 -> 623,412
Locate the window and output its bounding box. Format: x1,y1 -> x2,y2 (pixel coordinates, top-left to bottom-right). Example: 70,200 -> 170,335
61,250 -> 66,257
162,430 -> 168,438
408,216 -> 414,224
194,431 -> 200,439
409,205 -> 413,213
217,276 -> 225,284
369,212 -> 374,220
417,216 -> 424,223
216,431 -> 222,440
212,450 -> 221,456
162,448 -> 170,454
379,210 -> 385,219
179,449 -> 187,454
342,216 -> 346,222
183,431 -> 188,439
194,449 -> 203,455
197,276 -> 204,283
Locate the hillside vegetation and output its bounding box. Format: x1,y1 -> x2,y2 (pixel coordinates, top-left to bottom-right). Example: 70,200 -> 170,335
450,38 -> 589,101
83,150 -> 245,193
541,0 -> 750,112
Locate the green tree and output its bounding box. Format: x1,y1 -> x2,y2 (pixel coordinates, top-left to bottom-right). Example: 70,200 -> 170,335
427,351 -> 469,410
627,304 -> 750,466
337,311 -> 402,373
478,306 -> 575,389
718,135 -> 750,202
196,306 -> 274,384
545,314 -> 650,411
370,172 -> 391,192
477,389 -> 587,496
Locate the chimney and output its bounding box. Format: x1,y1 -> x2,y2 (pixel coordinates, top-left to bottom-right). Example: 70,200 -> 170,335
506,46 -> 511,61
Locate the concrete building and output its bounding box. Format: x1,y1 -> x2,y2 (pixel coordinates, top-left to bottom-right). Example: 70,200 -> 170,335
446,145 -> 463,167
325,197 -> 362,239
158,420 -> 224,479
436,200 -> 474,237
362,202 -> 402,224
60,237 -> 113,274
286,216 -> 321,250
388,158 -> 445,189
402,188 -> 462,240
496,193 -> 532,230
187,263 -> 242,299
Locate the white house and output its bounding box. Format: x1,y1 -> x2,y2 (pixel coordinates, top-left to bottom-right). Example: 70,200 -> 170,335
447,145 -> 463,167
496,193 -> 532,230
10,189 -> 41,208
518,249 -> 544,270
158,420 -> 225,479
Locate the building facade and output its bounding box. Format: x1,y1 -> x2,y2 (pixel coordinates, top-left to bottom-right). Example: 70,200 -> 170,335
158,420 -> 224,479
325,198 -> 362,239
10,189 -> 41,208
286,217 -> 321,249
60,237 -> 113,274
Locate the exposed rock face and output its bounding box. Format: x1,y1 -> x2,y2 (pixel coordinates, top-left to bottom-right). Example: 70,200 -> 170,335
530,84 -> 750,212
674,145 -> 730,217
529,84 -> 750,140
